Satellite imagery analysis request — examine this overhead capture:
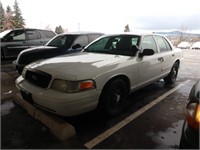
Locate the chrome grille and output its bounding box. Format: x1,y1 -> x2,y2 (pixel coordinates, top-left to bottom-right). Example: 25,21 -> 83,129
25,70 -> 52,88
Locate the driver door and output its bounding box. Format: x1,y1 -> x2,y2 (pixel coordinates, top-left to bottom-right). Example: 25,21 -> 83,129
138,35 -> 162,86
3,29 -> 28,57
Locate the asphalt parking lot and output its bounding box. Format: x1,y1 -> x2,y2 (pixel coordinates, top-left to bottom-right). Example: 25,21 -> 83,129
1,49 -> 200,149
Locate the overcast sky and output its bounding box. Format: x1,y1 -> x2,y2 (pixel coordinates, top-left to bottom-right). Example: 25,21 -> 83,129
1,0 -> 200,33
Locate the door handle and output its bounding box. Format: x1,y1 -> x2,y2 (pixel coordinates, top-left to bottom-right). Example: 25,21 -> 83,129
158,57 -> 164,62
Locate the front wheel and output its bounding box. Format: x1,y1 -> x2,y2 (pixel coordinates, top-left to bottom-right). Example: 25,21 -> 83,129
164,62 -> 179,84
98,79 -> 128,117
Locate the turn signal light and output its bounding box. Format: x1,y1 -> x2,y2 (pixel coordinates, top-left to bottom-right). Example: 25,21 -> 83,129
79,80 -> 95,90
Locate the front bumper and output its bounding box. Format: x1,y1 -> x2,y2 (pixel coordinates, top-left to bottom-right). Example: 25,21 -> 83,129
179,120 -> 199,149
15,76 -> 101,116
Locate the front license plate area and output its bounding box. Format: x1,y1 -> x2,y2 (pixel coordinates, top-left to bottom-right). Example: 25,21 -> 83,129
20,90 -> 33,103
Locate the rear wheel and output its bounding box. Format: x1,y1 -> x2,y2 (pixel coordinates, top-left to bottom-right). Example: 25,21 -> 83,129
164,62 -> 179,84
99,79 -> 128,117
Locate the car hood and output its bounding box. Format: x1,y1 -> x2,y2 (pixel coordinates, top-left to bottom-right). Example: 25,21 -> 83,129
16,46 -> 67,64
26,52 -> 131,80
20,46 -> 63,54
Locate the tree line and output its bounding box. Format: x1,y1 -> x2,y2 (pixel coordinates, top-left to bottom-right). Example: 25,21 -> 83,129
0,0 -> 64,34
0,0 -> 25,31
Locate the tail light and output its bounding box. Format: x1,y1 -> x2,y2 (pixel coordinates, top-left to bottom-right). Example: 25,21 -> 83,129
186,103 -> 200,130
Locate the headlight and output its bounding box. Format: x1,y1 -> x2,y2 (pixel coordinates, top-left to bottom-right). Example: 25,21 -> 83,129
51,79 -> 96,93
21,67 -> 27,78
186,103 -> 200,130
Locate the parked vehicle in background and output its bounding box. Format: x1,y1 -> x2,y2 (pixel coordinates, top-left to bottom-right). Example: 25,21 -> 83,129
15,33 -> 182,117
191,42 -> 200,50
177,41 -> 190,49
179,80 -> 200,149
1,28 -> 56,58
14,32 -> 103,74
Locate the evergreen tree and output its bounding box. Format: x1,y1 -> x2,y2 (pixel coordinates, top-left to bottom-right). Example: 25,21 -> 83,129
124,24 -> 130,32
55,25 -> 64,34
13,0 -> 25,28
0,1 -> 5,31
3,5 -> 15,30
6,5 -> 11,13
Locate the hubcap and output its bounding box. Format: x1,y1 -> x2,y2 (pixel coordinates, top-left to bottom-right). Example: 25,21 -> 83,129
172,68 -> 177,79
114,93 -> 121,103
110,90 -> 122,108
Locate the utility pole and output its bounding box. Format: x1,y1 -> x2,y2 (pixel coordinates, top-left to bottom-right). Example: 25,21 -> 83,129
78,23 -> 80,31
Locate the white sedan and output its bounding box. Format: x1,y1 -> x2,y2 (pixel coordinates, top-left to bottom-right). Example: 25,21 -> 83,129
16,33 -> 182,117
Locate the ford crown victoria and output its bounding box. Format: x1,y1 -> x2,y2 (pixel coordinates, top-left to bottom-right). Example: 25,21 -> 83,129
15,33 -> 182,117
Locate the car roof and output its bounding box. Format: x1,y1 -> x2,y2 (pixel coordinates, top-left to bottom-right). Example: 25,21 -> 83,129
10,28 -> 54,31
59,32 -> 104,36
101,32 -> 164,37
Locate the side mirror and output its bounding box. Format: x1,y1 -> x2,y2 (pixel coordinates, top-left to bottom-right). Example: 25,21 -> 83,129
139,49 -> 154,57
72,43 -> 82,49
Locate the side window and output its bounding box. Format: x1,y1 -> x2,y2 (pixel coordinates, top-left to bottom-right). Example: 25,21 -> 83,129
88,34 -> 101,43
141,36 -> 158,53
42,30 -> 56,38
26,30 -> 39,40
154,36 -> 171,52
36,31 -> 42,39
48,35 -> 67,47
73,35 -> 89,47
6,30 -> 26,41
163,37 -> 172,50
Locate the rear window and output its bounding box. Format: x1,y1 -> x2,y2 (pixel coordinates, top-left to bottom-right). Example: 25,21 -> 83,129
41,30 -> 56,38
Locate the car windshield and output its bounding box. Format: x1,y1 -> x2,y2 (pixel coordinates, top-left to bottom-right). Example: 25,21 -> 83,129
0,30 -> 11,38
84,35 -> 140,56
47,34 -> 77,48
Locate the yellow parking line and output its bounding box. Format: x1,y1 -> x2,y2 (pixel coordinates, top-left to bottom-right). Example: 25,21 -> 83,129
84,80 -> 190,149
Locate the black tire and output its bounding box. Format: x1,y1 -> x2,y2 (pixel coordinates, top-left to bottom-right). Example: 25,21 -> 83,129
164,62 -> 179,84
99,79 -> 128,117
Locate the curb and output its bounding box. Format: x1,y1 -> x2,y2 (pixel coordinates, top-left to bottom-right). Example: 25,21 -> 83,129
13,93 -> 76,141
